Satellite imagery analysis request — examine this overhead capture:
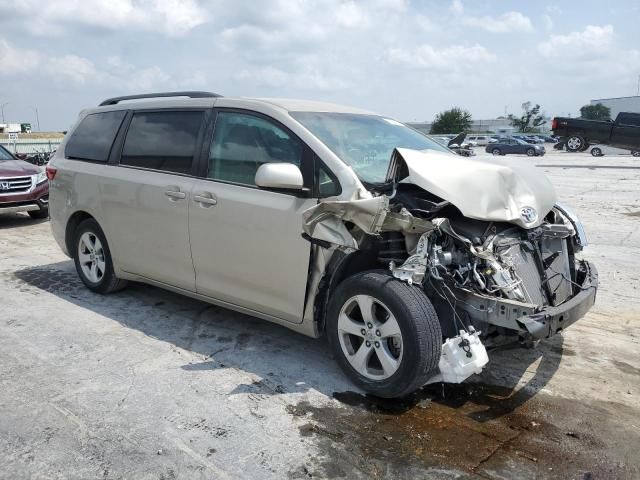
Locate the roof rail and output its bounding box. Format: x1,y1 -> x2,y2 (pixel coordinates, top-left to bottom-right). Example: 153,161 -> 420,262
99,91 -> 222,106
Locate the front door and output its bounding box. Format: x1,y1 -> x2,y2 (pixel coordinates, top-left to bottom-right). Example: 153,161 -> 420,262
189,110 -> 319,323
104,109 -> 207,291
611,113 -> 640,150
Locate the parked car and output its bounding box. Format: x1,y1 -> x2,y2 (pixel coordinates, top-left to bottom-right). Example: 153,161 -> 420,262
590,145 -> 639,157
552,112 -> 640,152
0,144 -> 49,218
466,135 -> 491,146
48,91 -> 597,398
486,137 -> 546,156
447,132 -> 476,156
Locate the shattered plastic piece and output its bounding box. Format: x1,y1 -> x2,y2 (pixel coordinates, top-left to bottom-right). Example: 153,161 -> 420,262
426,330 -> 489,384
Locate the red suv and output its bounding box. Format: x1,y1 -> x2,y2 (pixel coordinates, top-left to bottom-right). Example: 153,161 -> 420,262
0,144 -> 49,219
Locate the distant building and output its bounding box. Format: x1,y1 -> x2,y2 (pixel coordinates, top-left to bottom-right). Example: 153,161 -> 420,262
590,96 -> 640,118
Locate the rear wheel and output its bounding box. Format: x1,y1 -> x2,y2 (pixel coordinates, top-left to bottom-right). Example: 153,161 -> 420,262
327,271 -> 442,398
566,135 -> 585,152
492,148 -> 502,156
73,219 -> 127,294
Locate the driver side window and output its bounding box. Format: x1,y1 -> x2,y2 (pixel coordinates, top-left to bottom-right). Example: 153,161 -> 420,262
208,111 -> 302,186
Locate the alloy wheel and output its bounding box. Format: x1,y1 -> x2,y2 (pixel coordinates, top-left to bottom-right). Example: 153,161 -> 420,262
337,295 -> 403,380
78,232 -> 106,283
567,137 -> 583,150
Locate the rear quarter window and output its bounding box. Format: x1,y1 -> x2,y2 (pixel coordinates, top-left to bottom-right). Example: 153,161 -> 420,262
120,110 -> 204,175
65,111 -> 126,162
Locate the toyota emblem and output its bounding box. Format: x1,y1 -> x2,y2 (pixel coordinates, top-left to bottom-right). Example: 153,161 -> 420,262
520,206 -> 538,224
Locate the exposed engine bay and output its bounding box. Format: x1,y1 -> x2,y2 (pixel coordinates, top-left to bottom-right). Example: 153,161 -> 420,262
302,148 -> 598,385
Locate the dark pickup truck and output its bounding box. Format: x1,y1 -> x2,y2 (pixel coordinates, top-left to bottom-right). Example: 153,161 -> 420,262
552,112 -> 640,154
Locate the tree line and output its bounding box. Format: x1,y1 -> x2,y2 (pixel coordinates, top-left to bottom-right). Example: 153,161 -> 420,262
429,101 -> 611,134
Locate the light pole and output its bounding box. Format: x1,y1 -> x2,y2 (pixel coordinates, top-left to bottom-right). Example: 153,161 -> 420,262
30,106 -> 41,131
0,102 -> 8,124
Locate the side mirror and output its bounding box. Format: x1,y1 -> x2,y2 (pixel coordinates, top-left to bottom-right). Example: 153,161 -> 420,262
255,163 -> 304,190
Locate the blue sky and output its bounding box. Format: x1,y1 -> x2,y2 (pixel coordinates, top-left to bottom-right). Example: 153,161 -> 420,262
0,0 -> 638,130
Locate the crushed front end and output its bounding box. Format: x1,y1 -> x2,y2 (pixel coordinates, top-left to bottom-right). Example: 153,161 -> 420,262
302,147 -> 598,385
389,201 -> 598,346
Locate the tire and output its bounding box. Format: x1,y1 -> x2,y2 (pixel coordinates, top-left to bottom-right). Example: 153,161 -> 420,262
632,150 -> 640,157
526,148 -> 535,156
327,271 -> 442,398
565,135 -> 585,152
73,218 -> 127,294
28,207 -> 49,219
579,142 -> 590,152
491,148 -> 502,156
591,147 -> 603,157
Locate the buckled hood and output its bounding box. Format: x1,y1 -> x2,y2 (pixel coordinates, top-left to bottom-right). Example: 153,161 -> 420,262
387,148 -> 557,228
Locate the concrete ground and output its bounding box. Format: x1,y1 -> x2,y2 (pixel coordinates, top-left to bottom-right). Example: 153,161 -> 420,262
1,150 -> 639,479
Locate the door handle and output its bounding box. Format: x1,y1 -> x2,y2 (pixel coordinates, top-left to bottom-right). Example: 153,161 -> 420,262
193,194 -> 217,206
165,189 -> 186,200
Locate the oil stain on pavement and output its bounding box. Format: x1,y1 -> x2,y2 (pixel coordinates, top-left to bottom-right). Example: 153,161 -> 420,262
287,383 -> 638,479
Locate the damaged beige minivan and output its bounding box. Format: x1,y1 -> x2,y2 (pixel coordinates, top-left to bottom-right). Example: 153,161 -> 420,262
48,92 -> 598,398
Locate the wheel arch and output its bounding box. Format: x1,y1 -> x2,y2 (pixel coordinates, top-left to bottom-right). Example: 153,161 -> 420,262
65,211 -> 96,255
314,250 -> 381,334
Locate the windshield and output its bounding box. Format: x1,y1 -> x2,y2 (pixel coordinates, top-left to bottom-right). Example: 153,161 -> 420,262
290,112 -> 450,183
0,146 -> 14,160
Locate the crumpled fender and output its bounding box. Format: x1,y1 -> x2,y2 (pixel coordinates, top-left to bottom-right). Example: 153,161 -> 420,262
302,195 -> 434,248
302,196 -> 389,248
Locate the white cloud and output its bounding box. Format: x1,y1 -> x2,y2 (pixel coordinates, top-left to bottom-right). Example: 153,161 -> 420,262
450,0 -> 464,15
47,55 -> 98,85
235,65 -> 350,91
0,39 -> 40,73
462,11 -> 533,33
3,0 -> 209,37
538,25 -> 614,58
336,2 -> 370,28
0,37 -> 206,92
385,44 -> 496,70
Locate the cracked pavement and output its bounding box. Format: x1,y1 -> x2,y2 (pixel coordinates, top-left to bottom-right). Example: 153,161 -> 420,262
1,150 -> 639,479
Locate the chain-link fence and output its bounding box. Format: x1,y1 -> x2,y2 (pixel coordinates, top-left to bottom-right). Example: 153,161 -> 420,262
0,139 -> 62,155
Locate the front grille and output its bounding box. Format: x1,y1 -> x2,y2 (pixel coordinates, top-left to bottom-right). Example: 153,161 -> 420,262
0,176 -> 33,194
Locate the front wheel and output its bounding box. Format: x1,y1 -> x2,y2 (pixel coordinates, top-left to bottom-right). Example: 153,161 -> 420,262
632,150 -> 640,157
73,219 -> 127,294
327,271 -> 442,398
591,147 -> 603,157
566,135 -> 585,152
526,148 -> 535,156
